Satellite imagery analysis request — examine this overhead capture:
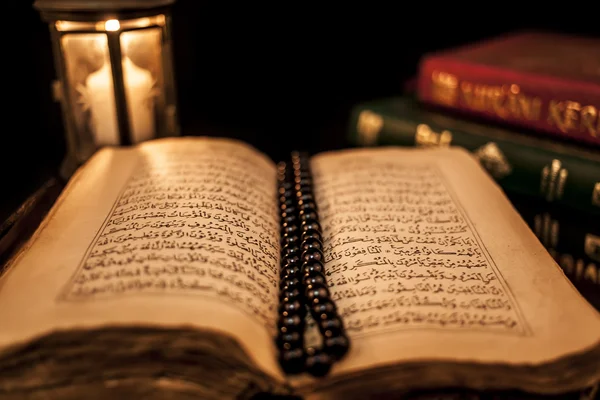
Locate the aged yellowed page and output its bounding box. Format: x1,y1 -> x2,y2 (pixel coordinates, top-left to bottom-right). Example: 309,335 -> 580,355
0,138 -> 283,384
306,146 -> 600,393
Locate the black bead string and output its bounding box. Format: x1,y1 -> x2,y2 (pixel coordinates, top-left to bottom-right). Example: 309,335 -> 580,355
276,161 -> 307,374
292,152 -> 350,377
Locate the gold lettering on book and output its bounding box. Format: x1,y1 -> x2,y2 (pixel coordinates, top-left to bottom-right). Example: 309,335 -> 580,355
548,101 -> 600,137
461,83 -> 542,122
473,142 -> 512,179
584,234 -> 600,262
430,71 -> 542,121
415,124 -> 452,147
580,106 -> 599,137
548,100 -> 580,132
429,71 -> 600,139
431,71 -> 458,106
311,154 -> 526,336
540,159 -> 568,202
592,183 -> 600,207
357,110 -> 384,146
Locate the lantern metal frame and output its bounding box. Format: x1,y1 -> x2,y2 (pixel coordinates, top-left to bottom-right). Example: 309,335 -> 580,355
34,0 -> 179,177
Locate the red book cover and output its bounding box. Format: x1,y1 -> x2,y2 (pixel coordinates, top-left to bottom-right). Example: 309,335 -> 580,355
417,31 -> 600,146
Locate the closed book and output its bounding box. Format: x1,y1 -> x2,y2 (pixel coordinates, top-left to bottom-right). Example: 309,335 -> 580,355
347,96 -> 600,215
416,31 -> 600,147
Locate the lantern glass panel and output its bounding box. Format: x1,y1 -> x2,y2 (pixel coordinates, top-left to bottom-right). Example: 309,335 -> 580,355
61,33 -> 114,151
120,28 -> 163,144
56,15 -> 174,156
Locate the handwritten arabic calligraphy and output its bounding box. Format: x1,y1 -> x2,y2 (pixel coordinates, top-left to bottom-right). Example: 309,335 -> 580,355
311,155 -> 524,336
60,145 -> 280,329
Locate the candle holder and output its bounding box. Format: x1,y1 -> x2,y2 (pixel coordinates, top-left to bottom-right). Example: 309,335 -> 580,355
34,0 -> 180,178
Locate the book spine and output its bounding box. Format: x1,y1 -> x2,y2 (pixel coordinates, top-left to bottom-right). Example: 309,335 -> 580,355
416,57 -> 600,147
348,107 -> 600,215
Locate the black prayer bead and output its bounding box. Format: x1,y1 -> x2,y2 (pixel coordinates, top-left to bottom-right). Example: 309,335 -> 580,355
279,348 -> 306,375
319,317 -> 343,335
305,350 -> 333,377
298,201 -> 317,212
280,265 -> 301,278
298,193 -> 314,203
276,331 -> 303,348
302,250 -> 323,263
302,261 -> 324,276
323,334 -> 350,360
296,178 -> 312,188
283,255 -> 300,268
303,273 -> 326,289
280,197 -> 295,208
279,181 -> 294,191
301,221 -> 321,233
301,231 -> 322,242
305,287 -> 329,304
280,234 -> 299,247
280,204 -> 296,214
281,244 -> 300,257
278,299 -> 306,318
279,187 -> 294,197
279,196 -> 294,206
312,301 -> 336,319
278,314 -> 304,333
282,223 -> 298,235
297,167 -> 311,176
299,210 -> 318,222
282,213 -> 297,225
297,178 -> 308,186
301,238 -> 322,252
280,270 -> 299,281
280,287 -> 301,302
280,209 -> 295,218
280,277 -> 301,292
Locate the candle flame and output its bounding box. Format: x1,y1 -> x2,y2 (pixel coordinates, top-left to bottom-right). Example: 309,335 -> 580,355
104,19 -> 121,32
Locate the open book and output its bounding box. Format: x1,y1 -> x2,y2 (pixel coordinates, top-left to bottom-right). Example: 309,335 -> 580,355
0,137 -> 598,399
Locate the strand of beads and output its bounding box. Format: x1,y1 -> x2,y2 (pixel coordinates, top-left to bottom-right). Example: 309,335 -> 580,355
276,161 -> 307,374
291,152 -> 350,377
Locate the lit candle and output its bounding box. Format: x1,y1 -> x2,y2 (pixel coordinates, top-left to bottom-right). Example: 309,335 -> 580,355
85,57 -> 155,145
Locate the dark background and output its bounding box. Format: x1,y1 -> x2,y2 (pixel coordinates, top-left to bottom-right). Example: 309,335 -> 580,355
4,2 -> 600,222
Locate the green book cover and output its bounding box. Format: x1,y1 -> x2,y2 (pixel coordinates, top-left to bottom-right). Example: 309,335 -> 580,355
347,97 -> 600,215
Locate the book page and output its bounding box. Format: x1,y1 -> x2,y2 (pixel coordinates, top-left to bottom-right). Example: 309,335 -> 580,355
309,147 -> 600,377
0,137 -> 283,381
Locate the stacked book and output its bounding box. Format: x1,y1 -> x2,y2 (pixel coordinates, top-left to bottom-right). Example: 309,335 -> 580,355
347,31 -> 600,313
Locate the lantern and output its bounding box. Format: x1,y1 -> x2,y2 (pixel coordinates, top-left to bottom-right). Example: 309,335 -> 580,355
34,0 -> 180,175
